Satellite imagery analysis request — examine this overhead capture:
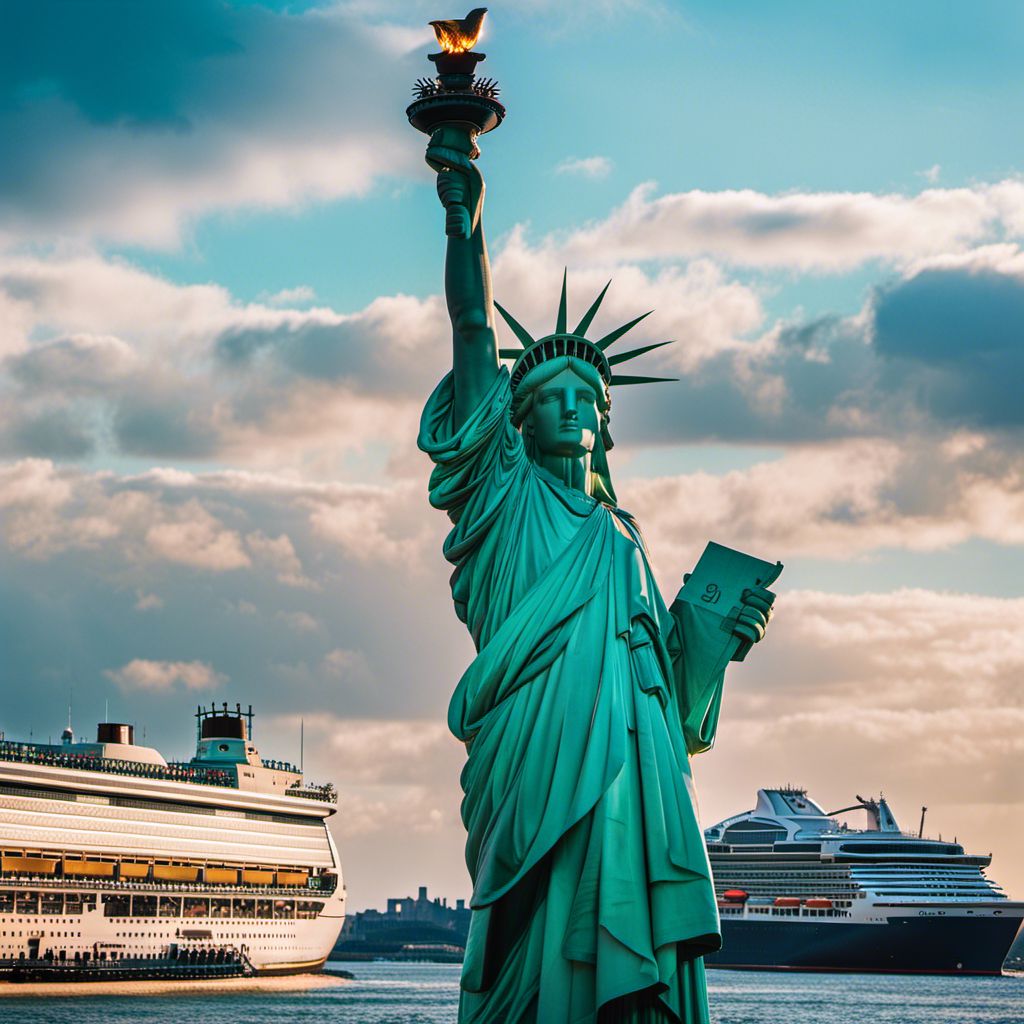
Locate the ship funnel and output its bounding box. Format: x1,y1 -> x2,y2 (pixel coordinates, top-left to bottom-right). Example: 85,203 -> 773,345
97,723 -> 134,745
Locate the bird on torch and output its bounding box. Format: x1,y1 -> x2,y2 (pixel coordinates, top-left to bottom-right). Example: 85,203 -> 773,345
430,8 -> 488,53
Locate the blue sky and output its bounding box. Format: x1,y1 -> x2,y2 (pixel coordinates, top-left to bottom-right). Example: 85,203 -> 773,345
1,0 -> 1023,910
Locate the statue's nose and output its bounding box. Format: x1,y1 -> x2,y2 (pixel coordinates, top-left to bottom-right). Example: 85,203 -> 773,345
563,407 -> 578,421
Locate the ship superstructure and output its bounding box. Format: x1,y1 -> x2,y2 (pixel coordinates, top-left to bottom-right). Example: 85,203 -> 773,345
0,704 -> 345,976
703,787 -> 1023,974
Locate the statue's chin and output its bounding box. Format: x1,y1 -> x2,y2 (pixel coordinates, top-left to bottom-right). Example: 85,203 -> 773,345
536,442 -> 589,460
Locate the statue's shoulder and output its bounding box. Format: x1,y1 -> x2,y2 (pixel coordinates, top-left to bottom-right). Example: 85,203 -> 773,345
607,504 -> 652,554
608,504 -> 639,528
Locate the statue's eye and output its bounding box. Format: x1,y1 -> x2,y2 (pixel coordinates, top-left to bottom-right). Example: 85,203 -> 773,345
579,392 -> 595,404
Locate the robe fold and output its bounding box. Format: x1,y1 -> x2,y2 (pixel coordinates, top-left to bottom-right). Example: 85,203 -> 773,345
419,369 -> 726,1024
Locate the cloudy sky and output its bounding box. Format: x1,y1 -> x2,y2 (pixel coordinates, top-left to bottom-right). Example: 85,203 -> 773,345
2,0 -> 1023,912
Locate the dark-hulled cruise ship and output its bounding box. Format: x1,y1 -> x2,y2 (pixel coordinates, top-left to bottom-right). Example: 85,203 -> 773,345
703,787 -> 1023,975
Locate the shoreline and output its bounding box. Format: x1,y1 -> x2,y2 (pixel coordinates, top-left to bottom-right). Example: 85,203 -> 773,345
0,970 -> 352,999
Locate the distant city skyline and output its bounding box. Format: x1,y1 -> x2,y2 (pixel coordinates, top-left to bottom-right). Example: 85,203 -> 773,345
1,0 -> 1023,910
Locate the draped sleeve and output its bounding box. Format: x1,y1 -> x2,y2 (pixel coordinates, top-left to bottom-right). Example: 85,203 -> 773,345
665,598 -> 736,756
418,368 -> 532,638
418,369 -> 521,528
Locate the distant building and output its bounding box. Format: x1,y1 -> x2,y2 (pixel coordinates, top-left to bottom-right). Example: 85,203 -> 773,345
333,886 -> 470,961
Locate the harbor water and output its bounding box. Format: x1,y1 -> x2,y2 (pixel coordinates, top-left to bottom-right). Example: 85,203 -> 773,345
4,962 -> 1022,1023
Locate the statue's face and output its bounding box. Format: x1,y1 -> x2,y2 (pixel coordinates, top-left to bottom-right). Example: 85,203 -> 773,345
526,367 -> 599,459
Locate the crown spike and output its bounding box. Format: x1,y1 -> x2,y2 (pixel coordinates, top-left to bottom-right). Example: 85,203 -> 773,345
573,280 -> 611,337
610,374 -> 677,386
494,301 -> 536,349
556,268 -> 568,335
607,340 -> 675,366
596,310 -> 653,351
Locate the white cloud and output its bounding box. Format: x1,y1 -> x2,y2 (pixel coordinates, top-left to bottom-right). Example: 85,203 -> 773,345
492,230 -> 766,369
277,610 -> 321,632
134,591 -> 163,612
323,648 -> 364,677
0,249 -> 448,465
144,500 -> 251,571
246,530 -> 315,588
262,286 -> 315,307
898,241 -> 1024,281
0,460 -> 442,576
306,480 -> 429,567
621,437 -> 1024,578
561,180 -> 1024,272
7,333 -> 137,392
105,659 -> 225,693
555,155 -> 612,179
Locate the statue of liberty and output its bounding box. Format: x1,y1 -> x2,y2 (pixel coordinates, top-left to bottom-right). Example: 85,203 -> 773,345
417,119 -> 776,1024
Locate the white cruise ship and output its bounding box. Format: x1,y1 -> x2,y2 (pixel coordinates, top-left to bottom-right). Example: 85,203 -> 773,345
703,787 -> 1023,974
0,704 -> 345,978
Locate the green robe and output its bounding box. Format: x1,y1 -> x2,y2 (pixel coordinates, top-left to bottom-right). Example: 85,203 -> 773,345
419,369 -> 726,1024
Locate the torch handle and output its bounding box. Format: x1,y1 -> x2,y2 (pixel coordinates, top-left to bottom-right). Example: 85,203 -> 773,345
444,202 -> 471,239
426,128 -> 483,241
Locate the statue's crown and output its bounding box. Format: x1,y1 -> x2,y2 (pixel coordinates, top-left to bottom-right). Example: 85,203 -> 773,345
496,272 -> 676,400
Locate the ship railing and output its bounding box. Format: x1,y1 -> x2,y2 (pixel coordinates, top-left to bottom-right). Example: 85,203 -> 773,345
283,784 -> 336,804
0,875 -> 338,897
0,954 -> 257,979
816,828 -> 931,840
0,741 -> 236,788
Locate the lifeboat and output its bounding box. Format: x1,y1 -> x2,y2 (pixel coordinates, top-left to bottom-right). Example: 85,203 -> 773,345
805,898 -> 833,909
722,889 -> 748,903
773,897 -> 800,907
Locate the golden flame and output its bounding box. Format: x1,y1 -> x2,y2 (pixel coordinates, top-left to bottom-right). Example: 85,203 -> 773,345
430,9 -> 486,54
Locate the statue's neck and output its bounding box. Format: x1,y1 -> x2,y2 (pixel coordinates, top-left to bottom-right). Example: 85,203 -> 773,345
533,451 -> 592,496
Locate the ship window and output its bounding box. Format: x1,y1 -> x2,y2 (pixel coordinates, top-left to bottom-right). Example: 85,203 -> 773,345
102,895 -> 130,918
41,893 -> 62,915
159,897 -> 181,918
233,898 -> 255,919
0,892 -> 14,914
839,842 -> 963,856
256,900 -> 273,920
133,895 -> 158,918
183,898 -> 209,918
722,822 -> 787,845
212,898 -> 231,919
16,893 -> 38,915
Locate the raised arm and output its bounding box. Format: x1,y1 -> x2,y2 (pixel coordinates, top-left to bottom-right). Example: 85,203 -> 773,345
426,126 -> 500,428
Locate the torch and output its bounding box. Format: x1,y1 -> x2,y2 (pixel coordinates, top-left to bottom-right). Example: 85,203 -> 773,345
406,8 -> 505,237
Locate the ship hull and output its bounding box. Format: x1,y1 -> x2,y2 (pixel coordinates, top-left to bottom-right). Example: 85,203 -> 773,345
706,916 -> 1024,975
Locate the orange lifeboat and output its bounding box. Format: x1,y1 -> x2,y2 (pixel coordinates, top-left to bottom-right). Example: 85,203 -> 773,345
722,889 -> 748,903
805,898 -> 833,909
773,897 -> 800,907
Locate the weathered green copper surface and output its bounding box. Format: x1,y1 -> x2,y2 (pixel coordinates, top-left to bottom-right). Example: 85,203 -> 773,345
412,22 -> 778,1023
